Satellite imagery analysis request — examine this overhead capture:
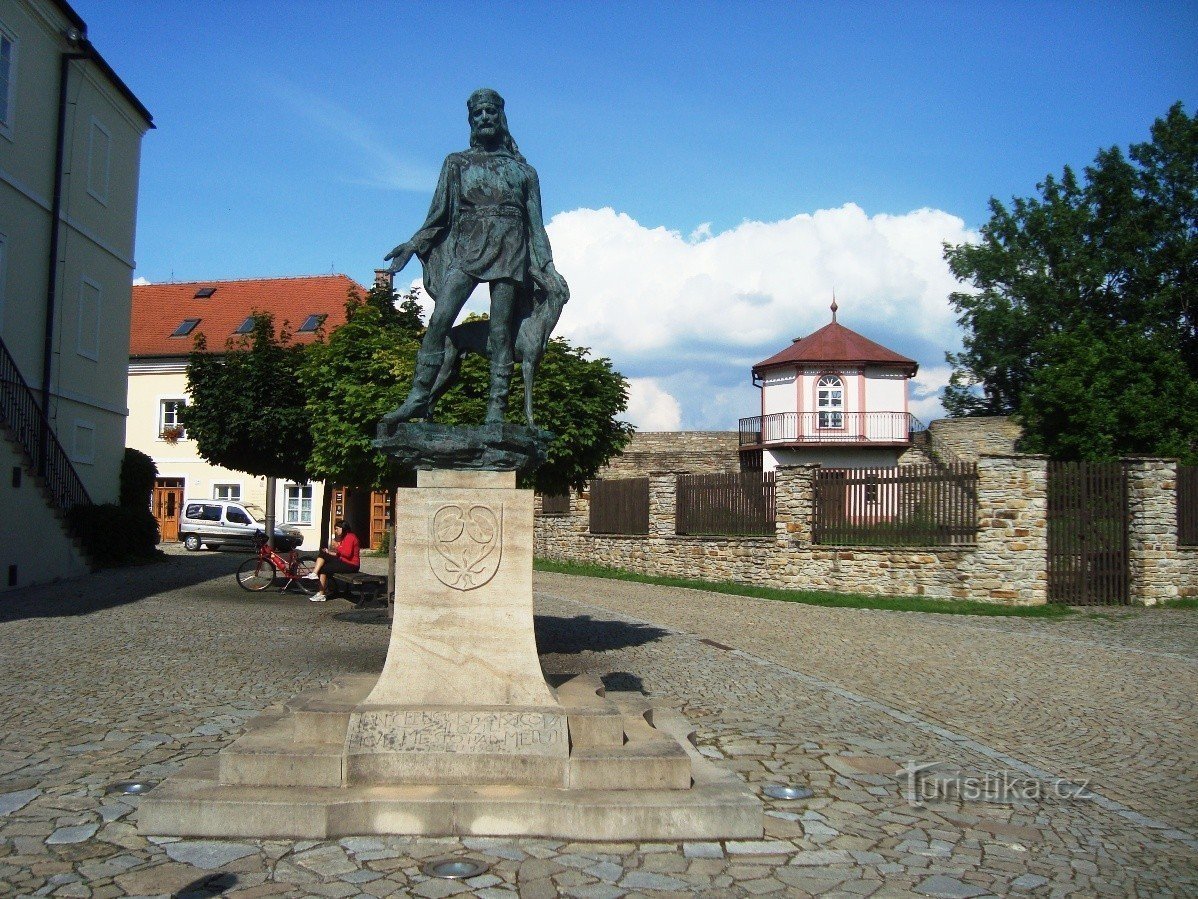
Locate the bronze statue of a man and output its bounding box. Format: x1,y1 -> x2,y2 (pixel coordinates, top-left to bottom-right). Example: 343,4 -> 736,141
384,88 -> 569,425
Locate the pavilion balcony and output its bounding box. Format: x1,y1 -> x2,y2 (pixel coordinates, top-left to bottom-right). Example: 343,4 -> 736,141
738,412 -> 926,448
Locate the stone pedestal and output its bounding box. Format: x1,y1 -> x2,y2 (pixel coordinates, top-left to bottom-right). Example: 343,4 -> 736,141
139,469 -> 762,840
347,470 -> 568,785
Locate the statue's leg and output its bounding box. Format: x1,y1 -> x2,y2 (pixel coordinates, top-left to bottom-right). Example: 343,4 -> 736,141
387,270 -> 476,422
485,281 -> 518,424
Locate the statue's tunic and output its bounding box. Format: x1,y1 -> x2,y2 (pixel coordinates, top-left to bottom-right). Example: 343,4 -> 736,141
408,149 -> 557,302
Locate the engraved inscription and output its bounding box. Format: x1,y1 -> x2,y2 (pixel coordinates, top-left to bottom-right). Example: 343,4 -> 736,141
428,503 -> 502,590
348,710 -> 566,754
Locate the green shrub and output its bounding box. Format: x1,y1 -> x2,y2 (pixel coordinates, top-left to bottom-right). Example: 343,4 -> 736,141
119,448 -> 157,511
67,503 -> 160,565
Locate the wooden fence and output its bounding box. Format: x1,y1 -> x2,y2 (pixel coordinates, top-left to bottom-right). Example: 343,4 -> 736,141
1047,461 -> 1128,605
1179,465 -> 1198,546
589,478 -> 649,535
676,471 -> 776,536
813,463 -> 978,546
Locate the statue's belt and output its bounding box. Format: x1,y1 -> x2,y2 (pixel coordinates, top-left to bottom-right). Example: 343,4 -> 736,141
460,204 -> 524,219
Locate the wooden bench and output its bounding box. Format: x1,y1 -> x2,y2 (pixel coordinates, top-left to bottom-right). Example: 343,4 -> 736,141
329,573 -> 389,607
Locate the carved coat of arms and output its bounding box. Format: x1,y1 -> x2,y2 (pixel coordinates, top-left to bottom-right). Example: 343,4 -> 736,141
428,504 -> 502,590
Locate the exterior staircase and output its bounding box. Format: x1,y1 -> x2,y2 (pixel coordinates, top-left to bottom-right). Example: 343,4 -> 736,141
0,335 -> 96,575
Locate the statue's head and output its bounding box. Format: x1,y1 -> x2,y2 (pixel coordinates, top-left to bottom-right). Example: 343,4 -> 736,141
468,88 -> 522,158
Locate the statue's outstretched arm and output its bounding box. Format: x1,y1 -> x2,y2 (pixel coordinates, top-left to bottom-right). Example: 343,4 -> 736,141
385,156 -> 456,273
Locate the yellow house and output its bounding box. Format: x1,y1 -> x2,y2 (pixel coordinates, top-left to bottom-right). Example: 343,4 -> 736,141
0,0 -> 153,590
127,275 -> 360,551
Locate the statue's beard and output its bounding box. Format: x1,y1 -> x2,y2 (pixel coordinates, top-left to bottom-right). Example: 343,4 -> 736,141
471,122 -> 510,149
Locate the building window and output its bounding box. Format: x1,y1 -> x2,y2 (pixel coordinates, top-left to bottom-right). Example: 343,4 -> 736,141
171,318 -> 200,337
297,313 -> 326,333
213,483 -> 241,501
235,316 -> 256,335
285,484 -> 313,526
86,118 -> 111,204
77,278 -> 100,360
159,399 -> 186,440
817,375 -> 844,428
73,420 -> 95,465
0,23 -> 15,139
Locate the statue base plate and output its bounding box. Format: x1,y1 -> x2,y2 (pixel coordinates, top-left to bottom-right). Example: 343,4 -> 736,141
374,421 -> 553,473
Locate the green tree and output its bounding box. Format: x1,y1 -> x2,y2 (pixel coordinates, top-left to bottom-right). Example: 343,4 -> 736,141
943,103 -> 1197,461
300,297 -> 634,493
182,314 -> 313,483
300,289 -> 421,490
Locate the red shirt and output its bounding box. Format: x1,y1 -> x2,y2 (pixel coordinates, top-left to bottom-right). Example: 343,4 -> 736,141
334,532 -> 361,569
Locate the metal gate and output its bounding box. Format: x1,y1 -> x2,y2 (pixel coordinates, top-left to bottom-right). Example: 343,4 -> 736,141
1047,461 -> 1129,605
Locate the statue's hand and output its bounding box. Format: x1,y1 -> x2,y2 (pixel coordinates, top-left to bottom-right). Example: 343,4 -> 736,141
385,243 -> 415,274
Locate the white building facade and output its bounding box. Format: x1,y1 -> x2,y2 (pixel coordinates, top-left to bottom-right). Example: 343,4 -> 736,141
0,0 -> 152,590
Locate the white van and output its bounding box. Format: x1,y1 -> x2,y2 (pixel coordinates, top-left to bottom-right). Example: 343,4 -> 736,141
178,500 -> 303,552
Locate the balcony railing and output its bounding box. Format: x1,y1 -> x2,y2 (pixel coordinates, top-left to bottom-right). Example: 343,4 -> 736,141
739,411 -> 925,447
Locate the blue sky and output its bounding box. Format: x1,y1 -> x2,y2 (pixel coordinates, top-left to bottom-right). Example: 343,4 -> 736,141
85,1 -> 1196,429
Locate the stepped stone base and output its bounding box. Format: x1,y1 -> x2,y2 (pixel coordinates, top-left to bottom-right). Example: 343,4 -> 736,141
138,674 -> 762,840
138,469 -> 761,840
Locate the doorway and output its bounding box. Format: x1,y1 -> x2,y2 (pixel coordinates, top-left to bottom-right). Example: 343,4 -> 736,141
154,478 -> 185,542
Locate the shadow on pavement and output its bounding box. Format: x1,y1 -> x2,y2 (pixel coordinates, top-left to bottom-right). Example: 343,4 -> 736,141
0,548 -> 246,623
535,614 -> 671,655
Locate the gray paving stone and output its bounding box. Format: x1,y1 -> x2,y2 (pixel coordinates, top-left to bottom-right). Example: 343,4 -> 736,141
45,824 -> 98,844
162,840 -> 258,869
914,874 -> 992,898
619,869 -> 690,890
0,788 -> 41,815
682,842 -> 724,859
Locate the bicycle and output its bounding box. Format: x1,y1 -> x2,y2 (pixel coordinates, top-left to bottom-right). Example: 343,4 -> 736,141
236,532 -> 316,595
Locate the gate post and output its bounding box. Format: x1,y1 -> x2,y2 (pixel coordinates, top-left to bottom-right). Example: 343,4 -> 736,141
1124,457 -> 1180,606
969,454 -> 1049,605
773,464 -> 818,546
648,472 -> 678,539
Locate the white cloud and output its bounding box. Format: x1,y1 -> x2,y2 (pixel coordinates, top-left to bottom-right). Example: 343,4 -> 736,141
267,79 -> 437,191
132,276 -> 151,286
624,378 -> 682,431
542,204 -> 974,429
909,365 -> 955,425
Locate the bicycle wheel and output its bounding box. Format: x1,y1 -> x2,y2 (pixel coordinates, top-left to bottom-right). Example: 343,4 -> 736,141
236,557 -> 277,591
289,557 -> 317,595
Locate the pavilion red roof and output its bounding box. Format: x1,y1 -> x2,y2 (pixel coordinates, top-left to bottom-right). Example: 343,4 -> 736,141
130,275 -> 361,358
754,319 -> 918,375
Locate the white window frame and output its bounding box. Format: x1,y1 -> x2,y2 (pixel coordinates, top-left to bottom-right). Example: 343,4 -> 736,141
76,276 -> 101,361
0,20 -> 16,142
86,117 -> 111,205
284,483 -> 313,526
73,419 -> 95,465
213,483 -> 242,501
159,398 -> 187,440
816,375 -> 844,429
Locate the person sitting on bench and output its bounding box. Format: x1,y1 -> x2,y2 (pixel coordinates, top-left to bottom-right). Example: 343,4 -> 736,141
304,519 -> 360,602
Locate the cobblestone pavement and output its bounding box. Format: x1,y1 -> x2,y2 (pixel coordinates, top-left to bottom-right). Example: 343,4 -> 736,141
0,548 -> 1192,898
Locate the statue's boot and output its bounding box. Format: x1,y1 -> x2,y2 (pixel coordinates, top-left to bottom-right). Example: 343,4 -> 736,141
384,351 -> 444,424
484,360 -> 514,425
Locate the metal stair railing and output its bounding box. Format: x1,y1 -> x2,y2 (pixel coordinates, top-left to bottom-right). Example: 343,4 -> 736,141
0,335 -> 91,511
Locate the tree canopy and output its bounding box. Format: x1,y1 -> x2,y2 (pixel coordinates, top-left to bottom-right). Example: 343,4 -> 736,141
299,284 -> 634,493
182,314 -> 313,483
943,102 -> 1197,462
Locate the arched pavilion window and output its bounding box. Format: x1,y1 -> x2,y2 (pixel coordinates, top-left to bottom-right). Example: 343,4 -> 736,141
817,375 -> 843,428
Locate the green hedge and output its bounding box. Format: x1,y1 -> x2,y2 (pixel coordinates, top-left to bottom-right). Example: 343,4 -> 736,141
120,448 -> 157,511
67,503 -> 160,565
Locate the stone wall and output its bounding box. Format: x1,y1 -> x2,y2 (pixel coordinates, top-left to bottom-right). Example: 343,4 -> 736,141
1126,458 -> 1198,604
536,454 -> 1049,605
599,431 -> 741,478
925,416 -> 1023,462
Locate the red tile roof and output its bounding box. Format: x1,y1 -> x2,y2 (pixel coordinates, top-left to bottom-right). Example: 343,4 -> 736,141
130,275 -> 363,358
755,320 -> 918,375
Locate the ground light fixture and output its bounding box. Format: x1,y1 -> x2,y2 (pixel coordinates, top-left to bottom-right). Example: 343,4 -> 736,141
420,858 -> 491,879
763,783 -> 814,800
106,781 -> 157,796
